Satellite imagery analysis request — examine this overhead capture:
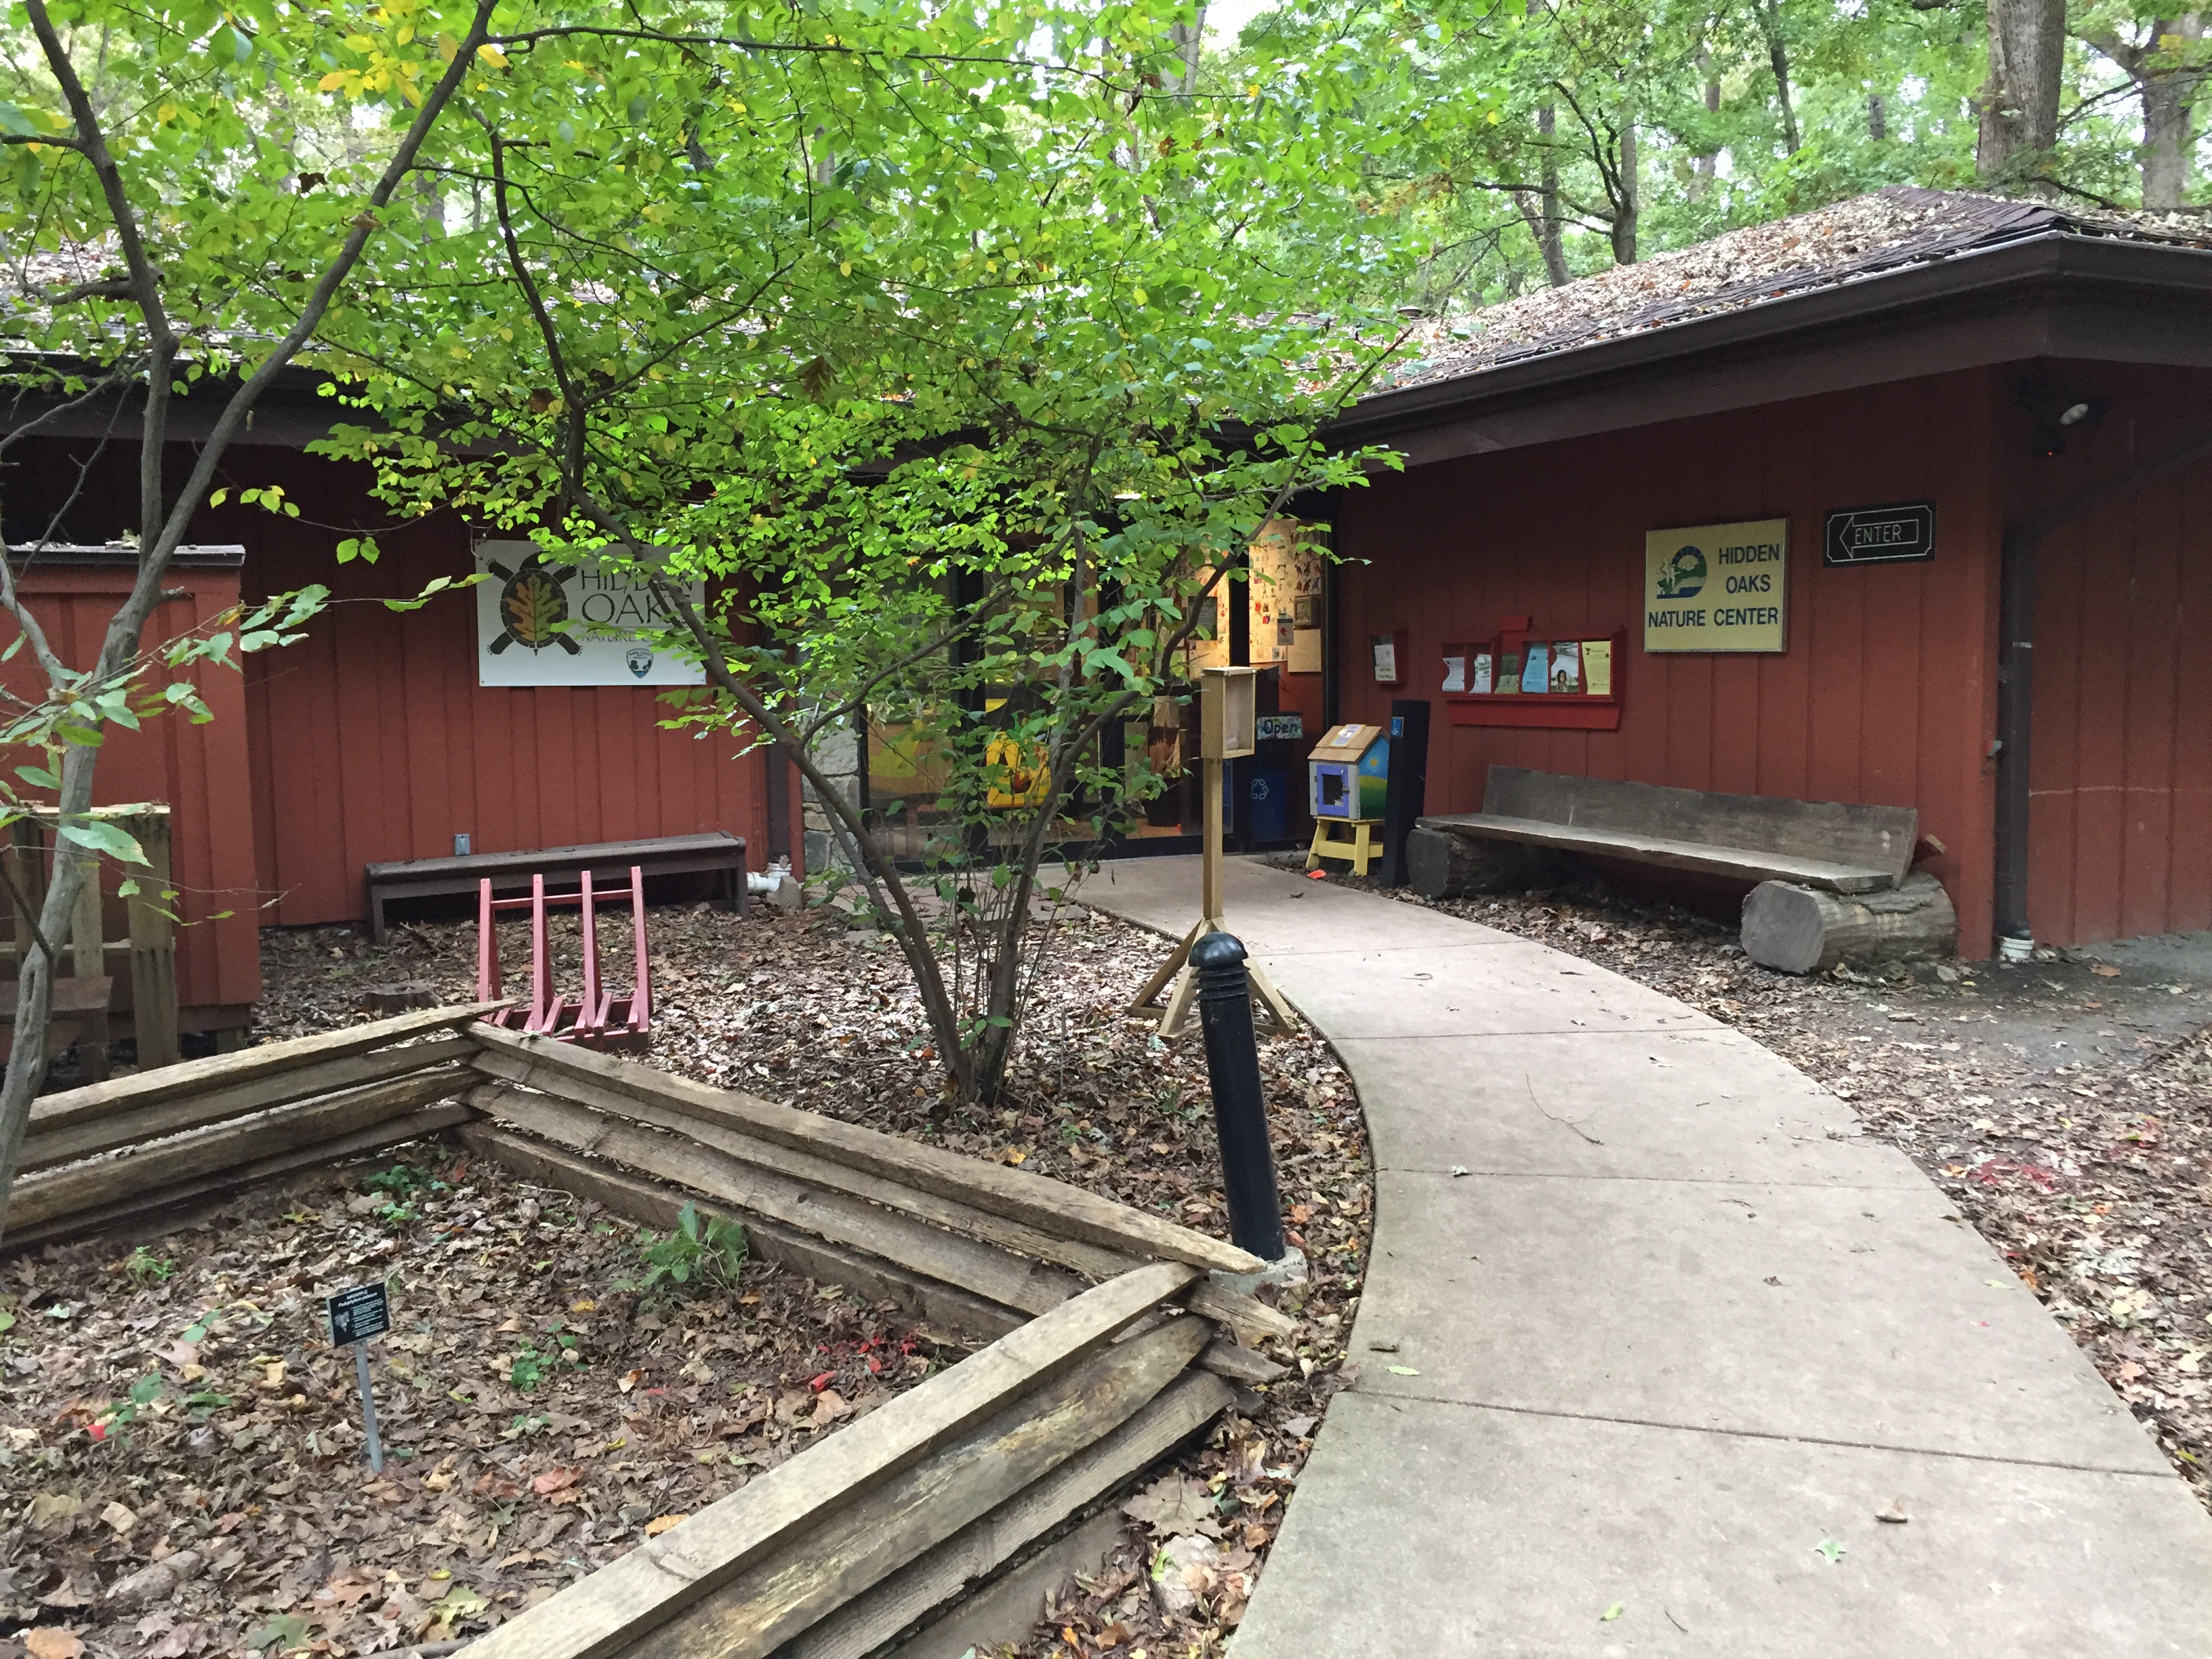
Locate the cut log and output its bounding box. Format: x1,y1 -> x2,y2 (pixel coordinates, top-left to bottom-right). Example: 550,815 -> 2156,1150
1740,871 -> 1957,975
783,1371 -> 1232,1659
20,1033 -> 480,1174
468,1082 -> 1090,1317
1406,823 -> 1557,899
7,1067 -> 472,1233
455,1124 -> 1026,1343
466,1023 -> 1261,1275
3,1103 -> 474,1251
466,1044 -> 1290,1342
25,1000 -> 506,1139
461,1261 -> 1199,1659
630,1319 -> 1212,1659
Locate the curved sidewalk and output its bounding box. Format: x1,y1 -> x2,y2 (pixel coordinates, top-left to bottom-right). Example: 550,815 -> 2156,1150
1087,855 -> 2212,1658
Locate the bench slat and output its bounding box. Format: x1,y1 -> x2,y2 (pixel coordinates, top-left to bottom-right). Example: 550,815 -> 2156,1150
1481,767 -> 1914,881
366,833 -> 746,943
1423,813 -> 1897,893
365,832 -> 742,882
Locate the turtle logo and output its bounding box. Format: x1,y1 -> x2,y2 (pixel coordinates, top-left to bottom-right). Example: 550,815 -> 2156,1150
1657,544 -> 1707,600
486,551 -> 581,655
624,646 -> 654,679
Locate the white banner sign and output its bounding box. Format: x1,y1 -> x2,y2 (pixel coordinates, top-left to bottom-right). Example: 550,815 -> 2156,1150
474,541 -> 705,687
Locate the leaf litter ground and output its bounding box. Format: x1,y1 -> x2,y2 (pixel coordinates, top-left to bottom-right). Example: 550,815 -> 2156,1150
4,898 -> 1371,1658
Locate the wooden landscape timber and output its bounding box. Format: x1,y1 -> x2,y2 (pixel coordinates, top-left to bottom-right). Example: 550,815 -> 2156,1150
636,1319 -> 1212,1659
465,1039 -> 1292,1345
22,1000 -> 506,1141
453,1123 -> 1031,1342
4,1011 -> 1294,1658
781,1370 -> 1235,1659
467,1023 -> 1264,1275
5,1065 -> 474,1234
19,1031 -> 482,1173
463,1263 -> 1201,1659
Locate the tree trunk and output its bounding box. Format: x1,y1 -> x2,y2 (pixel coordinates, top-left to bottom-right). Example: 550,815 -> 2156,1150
1170,7 -> 1208,97
1406,825 -> 1561,900
1689,51 -> 1720,201
2140,16 -> 2204,211
0,746 -> 100,1246
1868,91 -> 1888,141
1761,0 -> 1801,153
1981,0 -> 2066,186
1610,120 -> 1638,265
1535,106 -> 1570,287
1740,872 -> 1957,974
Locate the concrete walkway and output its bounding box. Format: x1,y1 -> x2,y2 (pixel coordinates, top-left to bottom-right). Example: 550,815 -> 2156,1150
1085,855 -> 2212,1657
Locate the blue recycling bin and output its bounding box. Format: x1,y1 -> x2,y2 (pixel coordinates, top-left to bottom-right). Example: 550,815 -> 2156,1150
1249,768 -> 1288,842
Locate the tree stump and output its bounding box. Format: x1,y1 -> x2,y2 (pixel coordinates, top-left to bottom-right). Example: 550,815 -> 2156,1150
1406,825 -> 1560,899
363,981 -> 438,1015
1741,872 -> 1957,974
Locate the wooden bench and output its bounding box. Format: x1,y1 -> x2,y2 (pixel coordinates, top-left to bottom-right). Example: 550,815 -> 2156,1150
365,832 -> 746,944
1410,767 -> 1953,970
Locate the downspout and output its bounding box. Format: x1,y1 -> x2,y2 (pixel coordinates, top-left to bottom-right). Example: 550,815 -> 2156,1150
1992,426 -> 2212,955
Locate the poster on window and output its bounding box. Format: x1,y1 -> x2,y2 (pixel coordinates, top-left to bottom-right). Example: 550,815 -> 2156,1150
474,541 -> 706,687
1250,518 -> 1325,673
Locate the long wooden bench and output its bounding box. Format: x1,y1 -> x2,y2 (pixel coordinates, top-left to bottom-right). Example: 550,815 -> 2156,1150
1420,765 -> 1916,892
365,832 -> 746,943
1410,766 -> 1953,971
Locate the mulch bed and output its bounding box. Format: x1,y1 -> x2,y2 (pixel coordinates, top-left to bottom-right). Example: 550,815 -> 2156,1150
4,895 -> 1372,1658
1351,866 -> 2212,1511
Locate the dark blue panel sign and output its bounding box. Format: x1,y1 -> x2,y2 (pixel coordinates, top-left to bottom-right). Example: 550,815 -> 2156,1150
1824,501 -> 1935,566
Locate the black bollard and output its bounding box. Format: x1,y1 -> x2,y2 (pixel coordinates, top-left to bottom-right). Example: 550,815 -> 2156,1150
1190,930 -> 1286,1263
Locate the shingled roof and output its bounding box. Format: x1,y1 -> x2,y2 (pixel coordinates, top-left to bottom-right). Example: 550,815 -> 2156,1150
1382,186 -> 2212,394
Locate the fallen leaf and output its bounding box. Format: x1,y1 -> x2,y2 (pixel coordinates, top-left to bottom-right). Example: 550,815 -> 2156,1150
101,1500 -> 137,1534
1123,1473 -> 1214,1536
1386,1365 -> 1419,1376
26,1631 -> 85,1659
531,1467 -> 581,1496
617,1368 -> 646,1393
643,1513 -> 689,1536
1600,1603 -> 1624,1622
1875,1500 -> 1910,1523
2092,964 -> 2121,977
1814,1538 -> 1845,1563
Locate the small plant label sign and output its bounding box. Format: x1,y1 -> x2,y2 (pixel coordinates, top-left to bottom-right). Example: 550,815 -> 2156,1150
327,1281 -> 393,1347
327,1282 -> 392,1473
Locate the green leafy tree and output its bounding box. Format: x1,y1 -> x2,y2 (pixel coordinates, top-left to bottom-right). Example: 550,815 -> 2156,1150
0,0 -> 500,1241
316,0 -> 1420,1105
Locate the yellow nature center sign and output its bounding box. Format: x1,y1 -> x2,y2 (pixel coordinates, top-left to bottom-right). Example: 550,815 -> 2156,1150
1643,518 -> 1789,653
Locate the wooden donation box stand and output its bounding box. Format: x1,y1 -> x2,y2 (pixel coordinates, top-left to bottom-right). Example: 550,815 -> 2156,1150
1305,722 -> 1389,876
1130,668 -> 1295,1037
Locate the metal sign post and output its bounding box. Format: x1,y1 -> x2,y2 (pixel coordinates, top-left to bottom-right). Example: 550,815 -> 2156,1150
327,1281 -> 393,1474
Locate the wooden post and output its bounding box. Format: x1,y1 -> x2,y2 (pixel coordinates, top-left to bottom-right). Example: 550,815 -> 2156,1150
70,867 -> 109,1083
9,816 -> 47,964
1131,668 -> 1291,1037
127,808 -> 181,1070
1200,756 -> 1225,925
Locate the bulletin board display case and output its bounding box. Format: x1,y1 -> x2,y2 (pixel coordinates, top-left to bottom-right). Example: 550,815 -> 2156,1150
1443,623 -> 1626,731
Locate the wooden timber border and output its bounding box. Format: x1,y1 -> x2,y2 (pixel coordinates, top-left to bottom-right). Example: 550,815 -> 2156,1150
5,1008 -> 1294,1655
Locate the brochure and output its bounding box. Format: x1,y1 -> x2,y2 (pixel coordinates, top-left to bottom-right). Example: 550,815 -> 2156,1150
1520,642 -> 1549,694
1551,640 -> 1581,693
1583,638 -> 1614,696
1471,651 -> 1494,694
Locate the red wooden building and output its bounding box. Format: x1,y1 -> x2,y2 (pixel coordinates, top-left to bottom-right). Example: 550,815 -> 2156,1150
3,185 -> 2207,1036
1,432 -> 780,1038
1317,188 -> 2212,958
